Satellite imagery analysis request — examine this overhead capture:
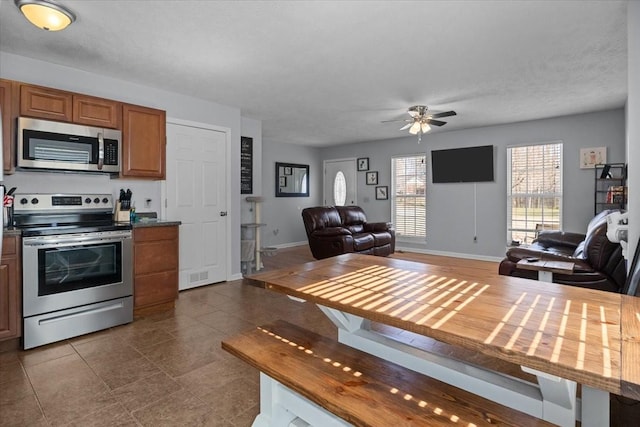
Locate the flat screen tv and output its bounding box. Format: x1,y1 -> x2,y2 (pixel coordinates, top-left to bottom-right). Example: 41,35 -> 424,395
431,145 -> 494,183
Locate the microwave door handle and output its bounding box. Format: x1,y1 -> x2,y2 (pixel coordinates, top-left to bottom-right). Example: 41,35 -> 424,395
97,132 -> 104,170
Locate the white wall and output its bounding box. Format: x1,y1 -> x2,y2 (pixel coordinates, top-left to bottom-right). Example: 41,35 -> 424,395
318,109 -> 626,259
0,51 -> 251,277
627,2 -> 640,265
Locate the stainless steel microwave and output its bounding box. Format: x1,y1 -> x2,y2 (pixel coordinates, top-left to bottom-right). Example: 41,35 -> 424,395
17,117 -> 121,174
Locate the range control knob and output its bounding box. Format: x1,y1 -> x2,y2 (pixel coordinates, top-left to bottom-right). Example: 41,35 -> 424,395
94,197 -> 100,204
31,198 -> 39,205
85,197 -> 92,204
20,198 -> 28,205
102,198 -> 109,204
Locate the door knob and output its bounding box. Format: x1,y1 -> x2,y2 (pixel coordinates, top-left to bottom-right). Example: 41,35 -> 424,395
220,211 -> 227,216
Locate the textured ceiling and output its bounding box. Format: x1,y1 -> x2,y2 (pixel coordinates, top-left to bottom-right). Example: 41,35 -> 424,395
0,0 -> 628,147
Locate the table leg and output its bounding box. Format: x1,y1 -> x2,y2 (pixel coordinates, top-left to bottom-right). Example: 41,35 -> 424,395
538,270 -> 553,282
521,366 -> 578,427
581,385 -> 610,427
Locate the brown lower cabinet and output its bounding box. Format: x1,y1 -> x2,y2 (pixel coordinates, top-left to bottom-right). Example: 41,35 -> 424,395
133,225 -> 179,316
0,235 -> 21,341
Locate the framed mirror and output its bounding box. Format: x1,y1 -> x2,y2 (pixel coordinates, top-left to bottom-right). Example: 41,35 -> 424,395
276,162 -> 309,197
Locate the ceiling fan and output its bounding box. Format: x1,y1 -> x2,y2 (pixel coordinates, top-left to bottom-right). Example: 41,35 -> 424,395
383,105 -> 457,142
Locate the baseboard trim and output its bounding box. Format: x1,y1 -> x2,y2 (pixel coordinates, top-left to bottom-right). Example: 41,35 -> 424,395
395,246 -> 503,263
271,241 -> 309,249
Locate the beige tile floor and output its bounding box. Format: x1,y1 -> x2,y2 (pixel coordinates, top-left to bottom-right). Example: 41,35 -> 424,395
0,281 -> 337,427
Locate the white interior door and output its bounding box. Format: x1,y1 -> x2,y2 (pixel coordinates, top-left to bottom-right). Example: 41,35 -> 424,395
165,122 -> 228,290
324,159 -> 357,206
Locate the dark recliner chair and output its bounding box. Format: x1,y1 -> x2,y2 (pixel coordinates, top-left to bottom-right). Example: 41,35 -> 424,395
498,209 -> 626,292
301,206 -> 395,260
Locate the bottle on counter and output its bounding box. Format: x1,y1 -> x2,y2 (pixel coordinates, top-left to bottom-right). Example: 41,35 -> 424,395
129,206 -> 136,223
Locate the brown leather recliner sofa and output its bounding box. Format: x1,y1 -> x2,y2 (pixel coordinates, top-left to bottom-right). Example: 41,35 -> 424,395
498,209 -> 626,292
301,206 -> 395,260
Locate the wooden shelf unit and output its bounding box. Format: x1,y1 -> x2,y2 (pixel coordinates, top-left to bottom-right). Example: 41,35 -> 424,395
594,163 -> 626,215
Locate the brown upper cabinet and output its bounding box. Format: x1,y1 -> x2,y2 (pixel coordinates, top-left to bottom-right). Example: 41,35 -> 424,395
20,84 -> 73,122
0,79 -> 19,174
73,94 -> 121,129
122,104 -> 166,179
20,84 -> 121,129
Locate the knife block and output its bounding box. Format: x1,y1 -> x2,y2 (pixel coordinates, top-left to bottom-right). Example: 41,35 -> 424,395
115,201 -> 131,223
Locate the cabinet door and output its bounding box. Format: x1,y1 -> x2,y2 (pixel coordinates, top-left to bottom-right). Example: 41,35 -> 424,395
122,104 -> 166,179
20,84 -> 73,122
0,236 -> 21,341
0,79 -> 18,174
73,95 -> 122,129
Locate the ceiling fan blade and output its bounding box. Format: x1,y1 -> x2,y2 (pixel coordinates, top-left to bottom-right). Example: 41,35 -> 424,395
399,123 -> 413,131
381,119 -> 411,123
426,119 -> 447,127
430,111 -> 456,119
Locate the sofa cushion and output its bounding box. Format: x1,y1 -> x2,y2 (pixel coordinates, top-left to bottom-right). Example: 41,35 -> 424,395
352,233 -> 375,251
370,231 -> 392,247
302,207 -> 342,235
337,206 -> 367,234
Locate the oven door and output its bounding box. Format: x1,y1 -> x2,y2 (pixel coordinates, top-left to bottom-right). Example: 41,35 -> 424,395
23,231 -> 132,317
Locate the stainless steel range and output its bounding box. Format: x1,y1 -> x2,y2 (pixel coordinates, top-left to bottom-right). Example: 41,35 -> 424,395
14,193 -> 133,349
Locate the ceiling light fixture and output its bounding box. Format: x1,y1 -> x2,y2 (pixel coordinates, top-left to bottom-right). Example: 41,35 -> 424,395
15,0 -> 76,31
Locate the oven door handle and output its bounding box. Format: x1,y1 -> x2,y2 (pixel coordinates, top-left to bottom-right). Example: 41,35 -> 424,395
23,234 -> 131,247
97,132 -> 104,170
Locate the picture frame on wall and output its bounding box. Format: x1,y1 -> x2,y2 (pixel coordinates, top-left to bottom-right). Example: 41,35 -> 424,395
375,186 -> 388,200
580,147 -> 607,169
279,176 -> 287,187
357,157 -> 369,171
284,166 -> 292,175
366,171 -> 378,185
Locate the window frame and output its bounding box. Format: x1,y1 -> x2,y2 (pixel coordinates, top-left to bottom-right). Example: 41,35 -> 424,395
507,141 -> 563,245
391,153 -> 427,242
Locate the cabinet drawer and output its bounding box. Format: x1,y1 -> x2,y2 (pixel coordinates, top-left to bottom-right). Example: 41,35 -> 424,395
134,226 -> 178,242
73,95 -> 121,129
20,85 -> 73,122
134,271 -> 178,308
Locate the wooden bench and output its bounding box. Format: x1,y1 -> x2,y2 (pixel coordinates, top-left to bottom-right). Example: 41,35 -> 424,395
222,320 -> 553,427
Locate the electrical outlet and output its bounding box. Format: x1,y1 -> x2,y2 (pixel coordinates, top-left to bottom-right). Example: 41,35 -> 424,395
145,198 -> 152,208
473,236 -> 478,243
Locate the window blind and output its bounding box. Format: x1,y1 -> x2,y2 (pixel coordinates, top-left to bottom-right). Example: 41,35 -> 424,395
392,155 -> 426,239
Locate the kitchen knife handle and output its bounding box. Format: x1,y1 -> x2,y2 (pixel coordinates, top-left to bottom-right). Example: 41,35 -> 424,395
97,132 -> 104,170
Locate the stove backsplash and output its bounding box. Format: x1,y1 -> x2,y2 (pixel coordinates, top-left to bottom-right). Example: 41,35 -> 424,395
3,170 -> 162,217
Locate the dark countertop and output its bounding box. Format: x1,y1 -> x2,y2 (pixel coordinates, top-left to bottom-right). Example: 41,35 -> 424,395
131,219 -> 181,228
2,228 -> 22,237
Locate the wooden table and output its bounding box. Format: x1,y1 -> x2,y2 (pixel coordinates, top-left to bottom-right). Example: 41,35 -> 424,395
248,253 -> 640,427
516,259 -> 575,282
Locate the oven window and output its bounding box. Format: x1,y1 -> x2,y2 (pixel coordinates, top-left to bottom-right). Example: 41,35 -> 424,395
38,242 -> 122,296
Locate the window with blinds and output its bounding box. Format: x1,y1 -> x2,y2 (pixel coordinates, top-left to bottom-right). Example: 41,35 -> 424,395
392,155 -> 426,239
507,142 -> 563,245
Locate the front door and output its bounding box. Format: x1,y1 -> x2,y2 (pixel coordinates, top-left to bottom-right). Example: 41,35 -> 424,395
165,121 -> 229,290
324,159 -> 357,206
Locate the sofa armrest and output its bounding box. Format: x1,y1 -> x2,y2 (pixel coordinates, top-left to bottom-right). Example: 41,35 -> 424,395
534,231 -> 585,249
311,227 -> 352,237
364,222 -> 392,232
506,246 -> 575,263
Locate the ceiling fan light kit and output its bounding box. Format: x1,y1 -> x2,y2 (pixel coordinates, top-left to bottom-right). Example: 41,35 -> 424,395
15,0 -> 75,31
383,105 -> 457,143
